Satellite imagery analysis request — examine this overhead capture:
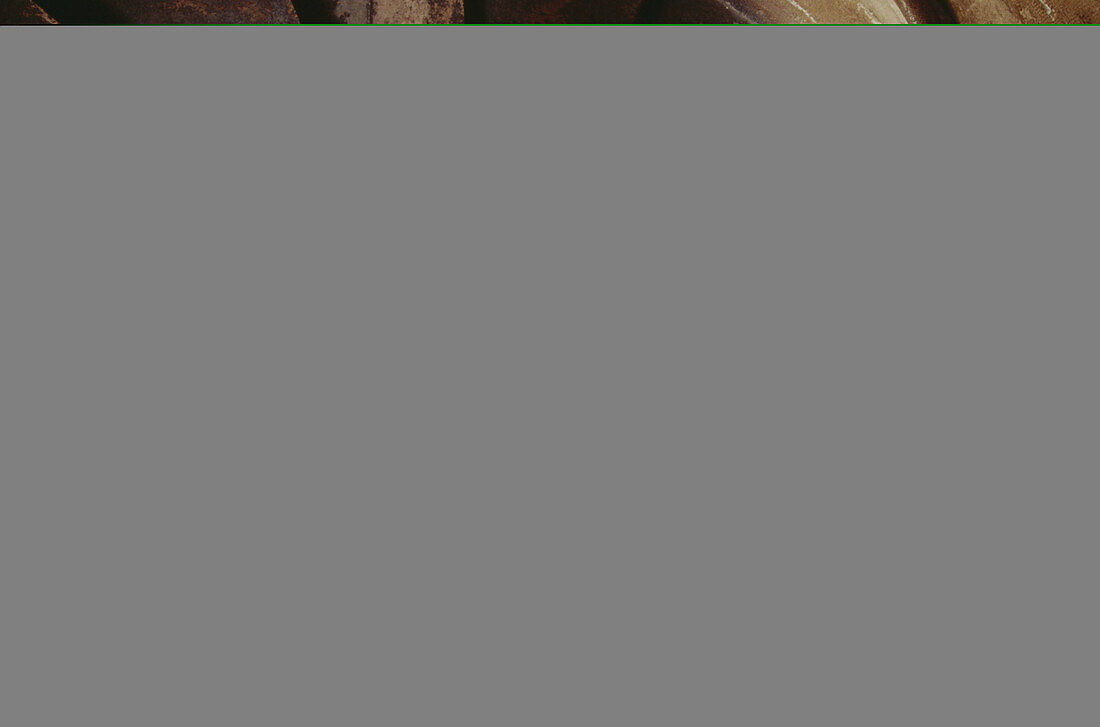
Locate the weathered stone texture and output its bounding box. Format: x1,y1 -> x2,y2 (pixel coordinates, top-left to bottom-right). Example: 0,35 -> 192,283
948,0 -> 1100,22
0,0 -> 57,22
485,0 -> 643,22
99,0 -> 299,23
292,0 -> 462,24
373,0 -> 463,23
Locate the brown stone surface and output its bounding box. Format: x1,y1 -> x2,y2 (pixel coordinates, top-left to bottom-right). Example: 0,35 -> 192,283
0,0 -> 57,22
291,0 -> 462,23
98,0 -> 299,23
374,0 -> 463,22
948,0 -> 1100,22
643,0 -> 744,21
291,0 -> 367,22
332,0 -> 370,22
485,0 -> 643,22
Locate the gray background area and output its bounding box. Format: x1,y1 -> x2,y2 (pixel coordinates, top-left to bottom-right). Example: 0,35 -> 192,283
1,28 -> 1098,726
